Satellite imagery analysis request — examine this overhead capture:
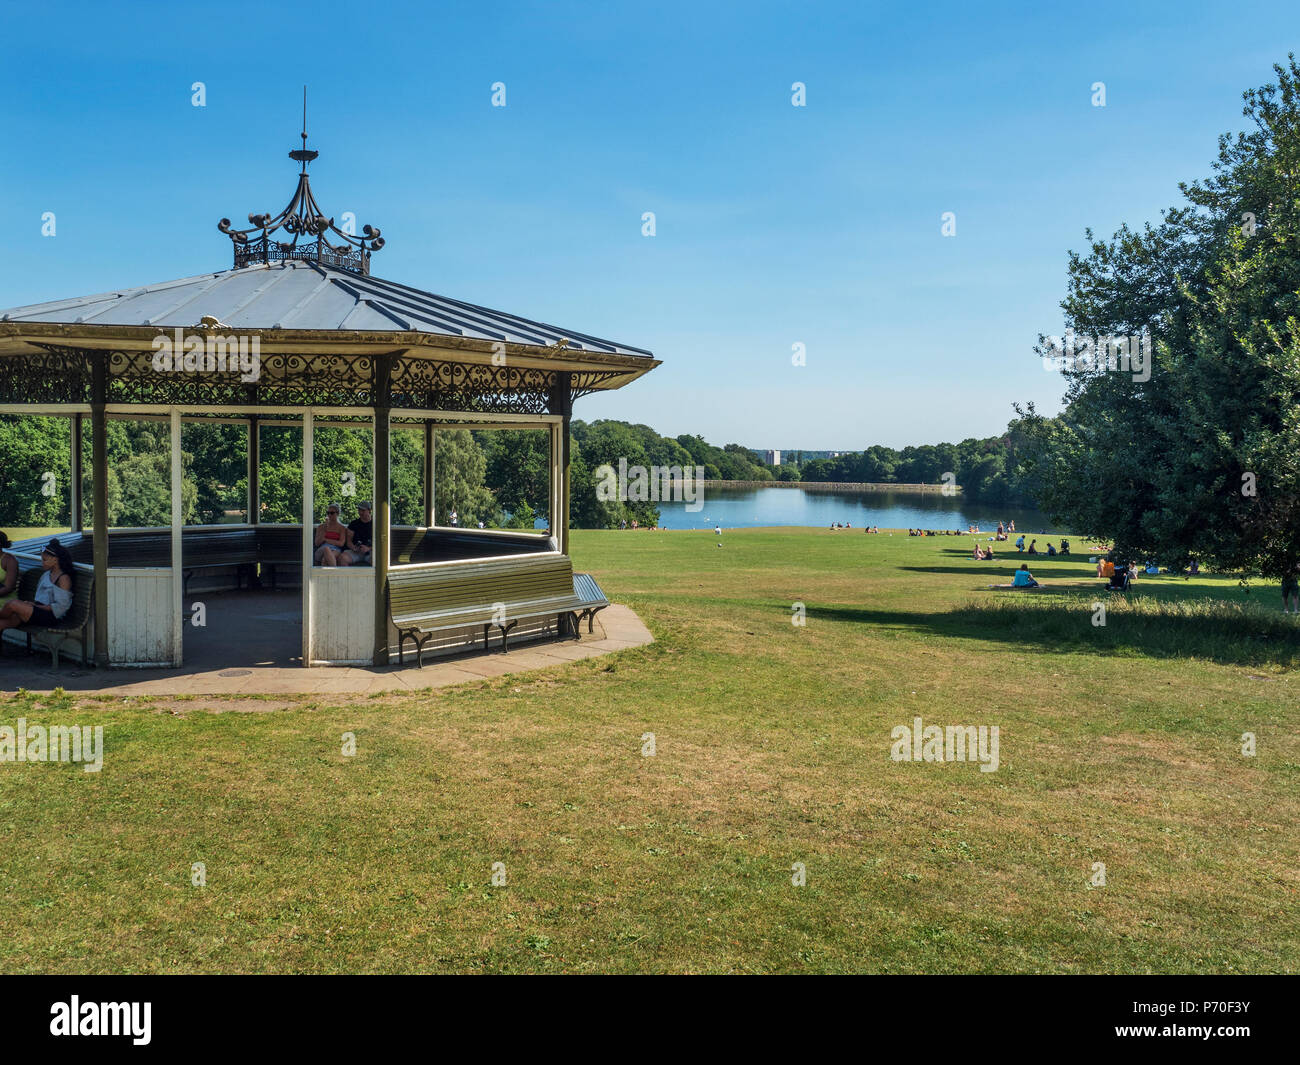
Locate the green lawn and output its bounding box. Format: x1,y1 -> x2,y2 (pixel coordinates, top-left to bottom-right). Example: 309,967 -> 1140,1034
1,527 -> 1297,973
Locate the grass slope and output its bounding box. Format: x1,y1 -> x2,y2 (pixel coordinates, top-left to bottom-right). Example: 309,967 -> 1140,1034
0,528 -> 1296,973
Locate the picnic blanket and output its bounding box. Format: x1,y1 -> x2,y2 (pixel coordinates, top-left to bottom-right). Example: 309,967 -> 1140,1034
986,581 -> 1103,591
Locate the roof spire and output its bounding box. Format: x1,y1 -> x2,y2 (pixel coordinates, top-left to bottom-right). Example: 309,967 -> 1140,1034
288,85 -> 318,175
218,91 -> 384,275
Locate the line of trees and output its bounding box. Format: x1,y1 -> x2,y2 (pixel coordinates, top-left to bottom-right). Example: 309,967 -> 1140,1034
794,425 -> 1038,504
0,411 -> 1046,534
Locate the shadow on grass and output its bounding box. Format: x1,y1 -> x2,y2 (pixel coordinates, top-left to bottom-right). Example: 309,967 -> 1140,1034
898,565 -> 1098,579
808,595 -> 1300,668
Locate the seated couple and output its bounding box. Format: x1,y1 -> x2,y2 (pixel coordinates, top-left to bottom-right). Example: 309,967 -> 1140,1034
314,502 -> 374,567
972,543 -> 995,560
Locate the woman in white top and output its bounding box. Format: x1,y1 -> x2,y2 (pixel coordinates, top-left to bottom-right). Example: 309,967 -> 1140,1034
0,538 -> 75,634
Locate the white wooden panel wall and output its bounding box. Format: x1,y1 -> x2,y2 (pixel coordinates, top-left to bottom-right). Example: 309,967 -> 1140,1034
107,568 -> 176,666
309,568 -> 374,665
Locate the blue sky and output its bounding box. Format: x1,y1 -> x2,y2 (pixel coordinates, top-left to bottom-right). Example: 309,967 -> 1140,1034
1,0 -> 1296,448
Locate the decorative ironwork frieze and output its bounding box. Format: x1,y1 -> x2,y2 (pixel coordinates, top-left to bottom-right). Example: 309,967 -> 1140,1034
0,345 -> 94,404
0,345 -> 620,414
571,369 -> 627,400
391,356 -> 555,414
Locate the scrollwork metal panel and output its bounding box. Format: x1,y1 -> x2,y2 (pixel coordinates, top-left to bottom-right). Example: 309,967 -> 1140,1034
390,356 -> 556,414
0,346 -> 94,404
1,346 -> 615,413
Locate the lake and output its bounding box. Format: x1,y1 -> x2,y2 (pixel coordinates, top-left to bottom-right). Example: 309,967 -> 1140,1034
650,485 -> 1062,533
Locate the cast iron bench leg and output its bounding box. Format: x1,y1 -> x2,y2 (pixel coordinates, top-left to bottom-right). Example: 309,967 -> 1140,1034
416,633 -> 434,668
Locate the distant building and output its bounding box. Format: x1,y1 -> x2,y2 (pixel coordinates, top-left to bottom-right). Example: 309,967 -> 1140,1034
749,448 -> 849,465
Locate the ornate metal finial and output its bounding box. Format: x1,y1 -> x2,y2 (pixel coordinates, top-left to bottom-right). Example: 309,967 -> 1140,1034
288,86 -> 318,174
218,89 -> 385,275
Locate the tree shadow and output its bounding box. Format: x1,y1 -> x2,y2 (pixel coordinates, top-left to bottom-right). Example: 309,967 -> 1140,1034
898,564 -> 1100,580
804,600 -> 1300,668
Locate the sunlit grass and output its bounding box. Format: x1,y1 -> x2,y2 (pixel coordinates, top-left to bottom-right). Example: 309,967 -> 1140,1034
0,527 -> 1296,973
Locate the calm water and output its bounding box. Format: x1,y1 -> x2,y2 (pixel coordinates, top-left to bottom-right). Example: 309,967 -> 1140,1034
651,486 -> 1062,533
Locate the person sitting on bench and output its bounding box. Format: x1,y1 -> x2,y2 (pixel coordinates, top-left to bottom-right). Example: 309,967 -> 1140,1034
313,504 -> 352,567
0,538 -> 74,634
1012,563 -> 1039,588
0,532 -> 17,608
343,502 -> 373,566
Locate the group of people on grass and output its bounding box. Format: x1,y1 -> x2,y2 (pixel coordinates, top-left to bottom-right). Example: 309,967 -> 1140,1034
1011,536 -> 1069,556
0,533 -> 76,634
1010,551 -> 1207,594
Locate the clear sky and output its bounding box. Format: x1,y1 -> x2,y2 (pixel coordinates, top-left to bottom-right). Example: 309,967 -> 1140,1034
1,0 -> 1297,448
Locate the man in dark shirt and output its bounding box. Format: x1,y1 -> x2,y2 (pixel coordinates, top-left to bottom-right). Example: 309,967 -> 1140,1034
344,502 -> 373,565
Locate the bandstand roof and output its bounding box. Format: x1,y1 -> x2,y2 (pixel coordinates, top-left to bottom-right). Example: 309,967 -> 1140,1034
0,118 -> 658,413
0,260 -> 653,358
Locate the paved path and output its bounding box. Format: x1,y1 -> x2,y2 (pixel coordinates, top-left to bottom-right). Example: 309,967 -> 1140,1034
0,605 -> 652,697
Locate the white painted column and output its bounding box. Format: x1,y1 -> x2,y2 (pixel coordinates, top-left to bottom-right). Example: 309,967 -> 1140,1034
301,410 -> 314,666
549,421 -> 562,542
170,407 -> 183,667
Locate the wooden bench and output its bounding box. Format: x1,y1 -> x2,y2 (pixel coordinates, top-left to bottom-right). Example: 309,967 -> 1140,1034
100,527 -> 262,595
569,572 -> 609,634
12,564 -> 95,670
390,525 -> 557,565
252,525 -> 303,589
180,528 -> 259,595
388,554 -> 609,666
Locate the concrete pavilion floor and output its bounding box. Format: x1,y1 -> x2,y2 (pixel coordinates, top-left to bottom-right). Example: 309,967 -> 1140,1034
0,588 -> 652,696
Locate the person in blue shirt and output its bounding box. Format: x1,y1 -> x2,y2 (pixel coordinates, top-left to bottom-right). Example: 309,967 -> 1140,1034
1012,564 -> 1039,588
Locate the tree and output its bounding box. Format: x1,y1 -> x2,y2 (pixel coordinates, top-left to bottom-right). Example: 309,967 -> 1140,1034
1019,55 -> 1300,575
0,415 -> 72,529
433,429 -> 498,527
478,429 -> 549,520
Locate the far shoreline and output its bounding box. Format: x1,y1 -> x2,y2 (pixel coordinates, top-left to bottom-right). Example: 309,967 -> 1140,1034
701,480 -> 959,493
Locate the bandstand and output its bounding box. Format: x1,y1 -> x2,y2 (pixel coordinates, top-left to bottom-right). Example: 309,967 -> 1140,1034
0,127 -> 658,668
